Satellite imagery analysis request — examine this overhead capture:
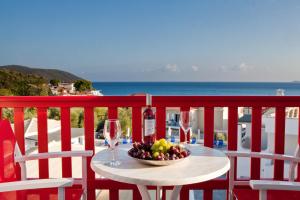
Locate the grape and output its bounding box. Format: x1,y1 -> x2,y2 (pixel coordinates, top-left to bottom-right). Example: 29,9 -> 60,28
132,152 -> 138,157
158,146 -> 164,152
153,151 -> 159,158
146,153 -> 152,160
173,148 -> 179,155
165,153 -> 170,160
159,152 -> 165,159
140,154 -> 146,159
181,151 -> 188,157
133,142 -> 138,149
159,138 -> 167,147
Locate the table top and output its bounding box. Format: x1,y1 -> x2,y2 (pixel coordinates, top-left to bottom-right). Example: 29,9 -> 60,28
91,144 -> 230,186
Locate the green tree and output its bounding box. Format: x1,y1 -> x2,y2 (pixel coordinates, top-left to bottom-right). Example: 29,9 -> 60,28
48,108 -> 61,120
74,80 -> 92,92
70,108 -> 84,128
2,108 -> 14,122
0,69 -> 50,96
24,108 -> 37,119
77,112 -> 84,128
118,108 -> 132,135
0,89 -> 13,96
95,108 -> 107,131
49,79 -> 60,86
71,110 -> 79,128
15,81 -> 31,96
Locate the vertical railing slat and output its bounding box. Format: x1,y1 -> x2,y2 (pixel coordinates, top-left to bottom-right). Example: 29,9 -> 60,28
228,107 -> 238,151
227,106 -> 238,198
203,107 -> 214,200
108,107 -> 118,119
108,107 -> 119,200
156,107 -> 166,140
84,107 -> 96,200
132,107 -> 142,142
14,107 -> 25,154
251,106 -> 262,180
274,107 -> 285,180
14,107 -> 24,180
204,107 -> 214,147
37,107 -> 49,178
61,107 -> 72,177
133,188 -> 142,200
180,187 -> 189,200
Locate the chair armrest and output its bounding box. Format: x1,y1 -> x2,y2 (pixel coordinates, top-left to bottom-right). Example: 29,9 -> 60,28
0,178 -> 73,193
15,150 -> 93,163
250,180 -> 300,191
225,151 -> 300,163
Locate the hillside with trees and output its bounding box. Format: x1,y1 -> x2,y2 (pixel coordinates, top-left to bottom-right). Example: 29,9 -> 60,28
0,68 -> 50,96
0,65 -> 86,96
0,65 -> 83,82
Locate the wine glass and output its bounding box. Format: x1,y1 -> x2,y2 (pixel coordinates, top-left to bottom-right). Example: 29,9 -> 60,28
104,119 -> 122,166
179,111 -> 194,148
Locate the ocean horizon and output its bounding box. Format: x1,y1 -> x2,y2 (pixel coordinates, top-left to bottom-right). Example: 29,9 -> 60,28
92,82 -> 300,96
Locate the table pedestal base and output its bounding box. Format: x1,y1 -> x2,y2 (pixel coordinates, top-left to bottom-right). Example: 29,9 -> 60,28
137,185 -> 182,200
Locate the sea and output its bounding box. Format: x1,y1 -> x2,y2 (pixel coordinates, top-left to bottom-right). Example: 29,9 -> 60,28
93,82 -> 300,96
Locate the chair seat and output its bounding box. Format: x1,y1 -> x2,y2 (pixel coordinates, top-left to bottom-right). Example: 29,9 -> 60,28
0,188 -> 83,200
233,189 -> 300,200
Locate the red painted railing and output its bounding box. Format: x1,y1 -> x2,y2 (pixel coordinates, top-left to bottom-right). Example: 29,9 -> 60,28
1,96 -> 300,200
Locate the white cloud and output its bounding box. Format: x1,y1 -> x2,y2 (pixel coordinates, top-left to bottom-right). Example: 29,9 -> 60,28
221,62 -> 253,72
165,64 -> 178,72
191,65 -> 199,71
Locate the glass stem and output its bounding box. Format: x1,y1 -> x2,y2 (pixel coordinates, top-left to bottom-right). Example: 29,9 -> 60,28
185,131 -> 187,146
111,147 -> 115,162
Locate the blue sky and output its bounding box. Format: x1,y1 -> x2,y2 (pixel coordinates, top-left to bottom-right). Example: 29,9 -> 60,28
0,0 -> 300,81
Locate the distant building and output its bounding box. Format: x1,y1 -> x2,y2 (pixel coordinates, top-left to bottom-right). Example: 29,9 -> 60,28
90,90 -> 103,96
50,82 -> 75,95
50,82 -> 103,96
58,82 -> 75,93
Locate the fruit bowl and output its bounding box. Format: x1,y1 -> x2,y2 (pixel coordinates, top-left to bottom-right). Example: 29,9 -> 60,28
128,139 -> 191,166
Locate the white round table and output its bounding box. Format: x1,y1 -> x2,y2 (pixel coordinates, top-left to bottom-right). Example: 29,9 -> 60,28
91,144 -> 230,200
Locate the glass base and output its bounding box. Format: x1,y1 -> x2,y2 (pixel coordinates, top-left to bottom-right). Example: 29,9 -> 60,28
180,142 -> 190,149
105,160 -> 121,167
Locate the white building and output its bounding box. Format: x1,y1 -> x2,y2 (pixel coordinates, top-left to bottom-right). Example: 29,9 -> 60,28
236,107 -> 299,179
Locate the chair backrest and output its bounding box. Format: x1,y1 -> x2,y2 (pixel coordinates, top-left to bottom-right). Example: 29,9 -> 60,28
0,120 -> 18,183
289,144 -> 300,181
228,145 -> 300,200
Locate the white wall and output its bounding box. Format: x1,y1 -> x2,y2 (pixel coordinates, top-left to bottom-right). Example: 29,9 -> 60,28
263,116 -> 298,155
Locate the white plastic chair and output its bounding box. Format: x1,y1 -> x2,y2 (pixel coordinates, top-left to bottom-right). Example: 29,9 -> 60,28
0,119 -> 93,200
226,145 -> 300,200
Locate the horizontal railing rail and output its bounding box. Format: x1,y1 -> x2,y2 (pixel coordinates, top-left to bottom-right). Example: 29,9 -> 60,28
1,95 -> 300,200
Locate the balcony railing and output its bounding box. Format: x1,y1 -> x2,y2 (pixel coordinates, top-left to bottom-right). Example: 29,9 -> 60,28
1,96 -> 300,200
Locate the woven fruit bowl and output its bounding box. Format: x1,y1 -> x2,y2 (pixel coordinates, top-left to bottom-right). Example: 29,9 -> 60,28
128,139 -> 191,166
